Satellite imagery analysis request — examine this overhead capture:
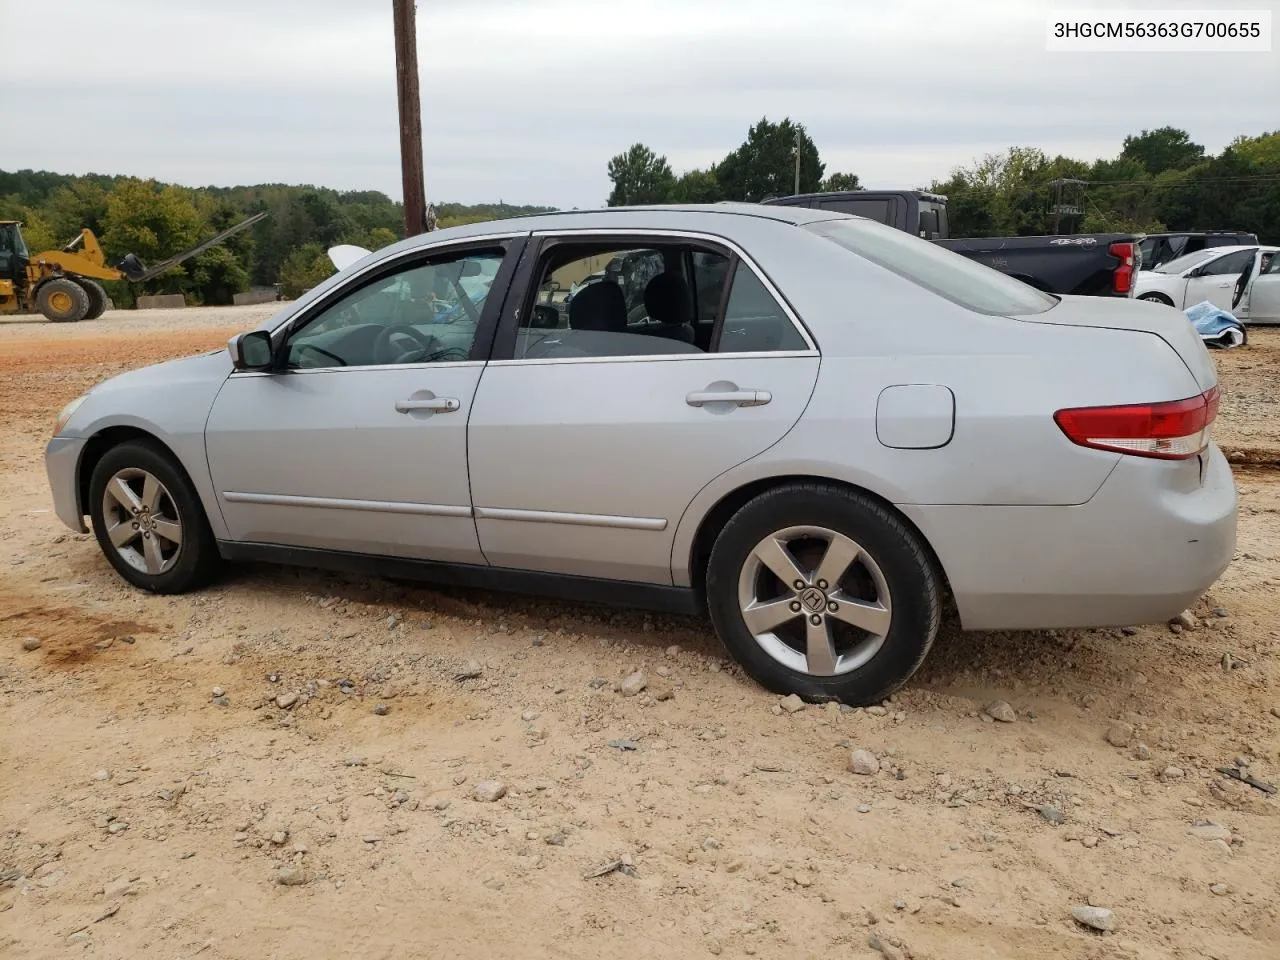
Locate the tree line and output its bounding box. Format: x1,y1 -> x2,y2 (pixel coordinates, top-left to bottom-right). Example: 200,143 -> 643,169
0,169 -> 553,306
607,120 -> 1280,242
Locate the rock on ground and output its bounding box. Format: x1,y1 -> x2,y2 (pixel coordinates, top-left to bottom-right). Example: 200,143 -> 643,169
473,779 -> 507,802
985,700 -> 1016,723
1071,906 -> 1116,932
850,749 -> 880,776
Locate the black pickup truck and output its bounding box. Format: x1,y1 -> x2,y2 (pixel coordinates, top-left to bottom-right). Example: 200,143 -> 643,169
763,190 -> 1140,298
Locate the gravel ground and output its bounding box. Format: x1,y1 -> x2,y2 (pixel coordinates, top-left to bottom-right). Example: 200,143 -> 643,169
1,307 -> 1278,960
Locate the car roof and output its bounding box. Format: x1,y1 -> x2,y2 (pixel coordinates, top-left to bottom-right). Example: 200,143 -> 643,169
401,203 -> 840,245
1194,244 -> 1277,255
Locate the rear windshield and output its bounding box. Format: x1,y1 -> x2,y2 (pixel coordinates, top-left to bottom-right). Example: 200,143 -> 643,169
804,217 -> 1058,316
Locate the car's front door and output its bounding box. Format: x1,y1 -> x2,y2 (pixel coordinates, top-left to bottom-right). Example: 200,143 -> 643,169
466,232 -> 821,584
1183,248 -> 1257,311
204,238 -> 524,561
1244,253 -> 1280,323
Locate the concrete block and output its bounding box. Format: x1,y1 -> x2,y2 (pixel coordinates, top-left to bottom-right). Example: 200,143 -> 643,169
136,294 -> 187,310
232,287 -> 279,306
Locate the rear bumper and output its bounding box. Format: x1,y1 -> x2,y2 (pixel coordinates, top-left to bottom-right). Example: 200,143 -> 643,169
903,445 -> 1237,630
45,436 -> 88,533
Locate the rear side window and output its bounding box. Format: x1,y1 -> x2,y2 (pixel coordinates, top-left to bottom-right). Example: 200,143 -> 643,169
804,217 -> 1058,316
817,197 -> 891,223
717,265 -> 809,353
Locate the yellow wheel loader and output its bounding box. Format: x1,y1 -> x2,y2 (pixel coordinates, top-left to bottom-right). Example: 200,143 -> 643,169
0,212 -> 267,322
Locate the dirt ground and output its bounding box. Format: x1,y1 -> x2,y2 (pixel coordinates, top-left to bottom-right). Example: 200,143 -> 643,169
1,306 -> 1278,960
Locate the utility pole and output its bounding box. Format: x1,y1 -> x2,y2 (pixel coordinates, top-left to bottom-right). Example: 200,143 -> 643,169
393,0 -> 427,236
793,130 -> 802,195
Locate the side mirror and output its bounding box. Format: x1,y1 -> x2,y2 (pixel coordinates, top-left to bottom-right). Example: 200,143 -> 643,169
228,330 -> 274,371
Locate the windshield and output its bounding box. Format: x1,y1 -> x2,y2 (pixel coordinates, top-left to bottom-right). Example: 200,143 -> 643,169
804,217 -> 1058,316
1154,249 -> 1219,275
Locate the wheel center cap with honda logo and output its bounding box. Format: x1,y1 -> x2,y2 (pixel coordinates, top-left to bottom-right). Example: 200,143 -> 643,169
800,587 -> 827,613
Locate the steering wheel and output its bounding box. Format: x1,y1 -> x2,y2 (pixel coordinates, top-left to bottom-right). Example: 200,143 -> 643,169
372,324 -> 436,365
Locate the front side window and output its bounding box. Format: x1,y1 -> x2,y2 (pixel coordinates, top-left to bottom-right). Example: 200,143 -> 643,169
512,239 -> 809,360
285,249 -> 503,369
1198,249 -> 1256,277
805,216 -> 1058,316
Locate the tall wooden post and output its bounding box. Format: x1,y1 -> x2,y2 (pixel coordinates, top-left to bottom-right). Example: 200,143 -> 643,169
393,0 -> 426,236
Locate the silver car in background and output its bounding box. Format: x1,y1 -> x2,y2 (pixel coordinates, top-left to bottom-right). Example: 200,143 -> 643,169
45,204 -> 1236,704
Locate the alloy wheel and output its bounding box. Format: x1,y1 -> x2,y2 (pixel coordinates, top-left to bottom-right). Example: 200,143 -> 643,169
736,525 -> 892,677
100,467 -> 183,576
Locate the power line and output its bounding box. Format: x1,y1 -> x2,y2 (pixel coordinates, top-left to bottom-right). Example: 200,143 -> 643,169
1081,174 -> 1280,186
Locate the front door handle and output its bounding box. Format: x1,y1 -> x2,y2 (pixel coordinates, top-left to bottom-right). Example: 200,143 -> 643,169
686,389 -> 771,408
395,397 -> 459,413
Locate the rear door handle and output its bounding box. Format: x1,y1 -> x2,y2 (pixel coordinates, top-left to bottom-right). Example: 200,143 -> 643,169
685,390 -> 771,408
395,397 -> 459,413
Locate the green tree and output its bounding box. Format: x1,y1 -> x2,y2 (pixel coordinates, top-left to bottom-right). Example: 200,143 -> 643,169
1230,130 -> 1280,168
185,245 -> 250,305
606,144 -> 676,206
1120,127 -> 1205,176
715,117 -> 824,201
278,242 -> 336,299
670,168 -> 721,203
363,226 -> 399,250
100,179 -> 204,302
0,202 -> 57,253
821,172 -> 861,191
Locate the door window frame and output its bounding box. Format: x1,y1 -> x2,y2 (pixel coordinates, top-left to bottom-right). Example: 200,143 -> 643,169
231,233 -> 528,377
487,228 -> 818,365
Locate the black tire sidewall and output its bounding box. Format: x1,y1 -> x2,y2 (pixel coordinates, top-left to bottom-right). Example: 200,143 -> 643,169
706,485 -> 939,705
77,279 -> 108,320
38,278 -> 90,323
88,441 -> 216,593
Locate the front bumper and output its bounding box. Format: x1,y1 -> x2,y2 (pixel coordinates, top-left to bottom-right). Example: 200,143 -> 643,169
903,445 -> 1238,630
45,436 -> 88,533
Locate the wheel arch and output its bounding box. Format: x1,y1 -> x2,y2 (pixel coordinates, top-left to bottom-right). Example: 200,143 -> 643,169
77,426 -> 198,523
1138,291 -> 1175,306
682,473 -> 954,610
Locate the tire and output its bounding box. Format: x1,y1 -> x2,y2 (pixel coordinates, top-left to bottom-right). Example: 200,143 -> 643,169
36,277 -> 91,322
705,483 -> 941,705
1139,292 -> 1175,307
88,440 -> 220,594
76,278 -> 109,320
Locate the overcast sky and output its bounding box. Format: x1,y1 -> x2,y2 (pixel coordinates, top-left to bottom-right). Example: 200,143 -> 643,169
1,0 -> 1276,208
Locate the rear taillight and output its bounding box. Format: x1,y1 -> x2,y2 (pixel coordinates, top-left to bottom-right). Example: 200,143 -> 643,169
1110,241 -> 1136,295
1054,385 -> 1220,460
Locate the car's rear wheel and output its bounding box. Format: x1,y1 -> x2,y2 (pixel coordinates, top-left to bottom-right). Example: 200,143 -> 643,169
88,441 -> 220,593
705,483 -> 940,705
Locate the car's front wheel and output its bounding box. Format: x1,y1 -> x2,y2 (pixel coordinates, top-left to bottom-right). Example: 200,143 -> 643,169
705,483 -> 941,705
1139,292 -> 1175,306
88,441 -> 220,593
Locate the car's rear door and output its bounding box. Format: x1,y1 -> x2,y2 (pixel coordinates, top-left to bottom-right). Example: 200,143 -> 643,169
1245,253 -> 1280,322
466,230 -> 821,584
203,235 -> 525,561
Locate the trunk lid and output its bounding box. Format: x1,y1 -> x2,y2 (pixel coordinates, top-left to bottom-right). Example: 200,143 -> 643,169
1012,294 -> 1216,391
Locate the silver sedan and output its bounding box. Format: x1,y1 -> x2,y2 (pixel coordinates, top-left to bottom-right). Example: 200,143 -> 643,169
45,204 -> 1237,704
